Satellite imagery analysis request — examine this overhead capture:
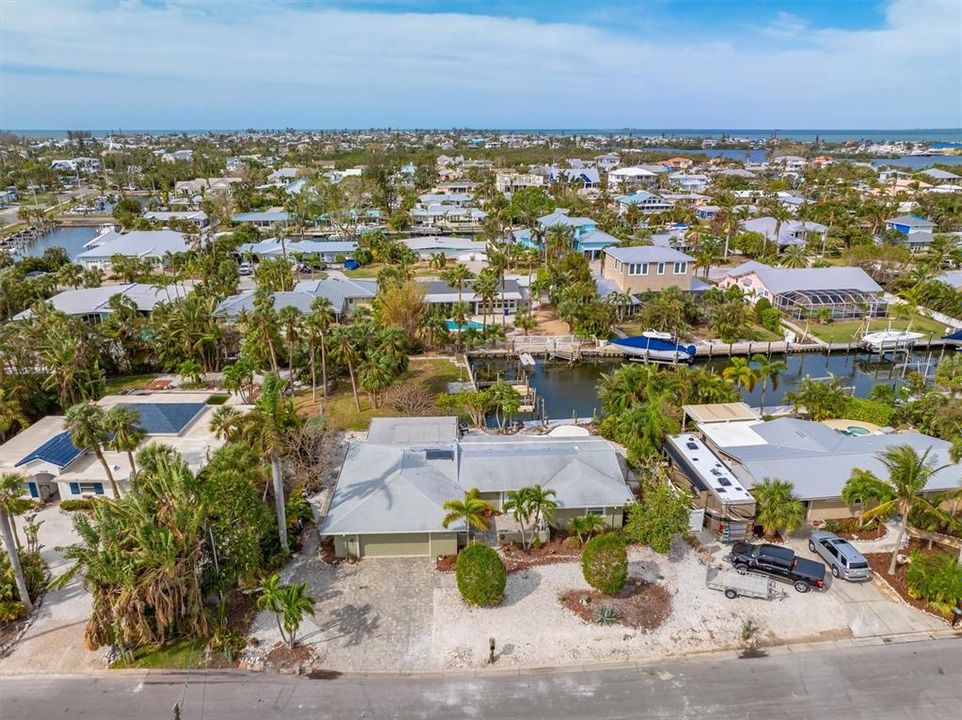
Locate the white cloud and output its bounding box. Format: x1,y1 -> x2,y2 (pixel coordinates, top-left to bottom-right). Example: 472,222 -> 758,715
0,0 -> 958,128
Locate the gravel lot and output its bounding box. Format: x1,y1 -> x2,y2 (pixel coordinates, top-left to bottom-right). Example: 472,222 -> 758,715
432,544 -> 850,669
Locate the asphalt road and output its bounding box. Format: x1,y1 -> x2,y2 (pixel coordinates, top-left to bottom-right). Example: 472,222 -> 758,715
2,638 -> 960,720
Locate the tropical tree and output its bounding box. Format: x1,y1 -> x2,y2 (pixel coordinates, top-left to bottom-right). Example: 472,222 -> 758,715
857,445 -> 951,574
841,467 -> 895,527
722,357 -> 760,395
502,488 -> 533,550
330,325 -> 361,412
0,387 -> 29,440
525,484 -> 557,539
64,402 -> 120,497
305,297 -> 335,401
0,472 -> 33,612
105,405 -> 145,476
256,574 -> 316,649
752,353 -> 787,416
751,478 -> 806,537
784,375 -> 849,421
277,305 -> 302,392
569,514 -> 606,546
441,488 -> 493,543
486,379 -> 521,432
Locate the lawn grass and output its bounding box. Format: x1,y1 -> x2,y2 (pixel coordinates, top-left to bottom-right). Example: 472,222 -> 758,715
112,638 -> 231,669
803,313 -> 947,343
295,357 -> 463,430
102,373 -> 160,395
342,263 -> 439,279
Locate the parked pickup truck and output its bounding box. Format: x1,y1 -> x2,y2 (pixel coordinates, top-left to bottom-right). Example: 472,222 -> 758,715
724,543 -> 826,593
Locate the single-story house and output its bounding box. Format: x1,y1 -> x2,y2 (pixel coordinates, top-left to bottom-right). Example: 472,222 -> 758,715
420,278 -> 524,316
920,168 -> 961,183
13,282 -> 195,322
719,262 -> 886,320
143,211 -> 210,228
321,417 -> 634,558
76,228 -> 189,270
696,416 -> 961,523
232,211 -> 290,228
0,393 -> 224,501
215,276 -> 377,319
740,217 -> 828,249
403,236 -> 487,260
236,238 -> 358,263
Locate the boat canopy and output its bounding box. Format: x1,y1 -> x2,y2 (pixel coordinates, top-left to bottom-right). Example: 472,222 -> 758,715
612,335 -> 696,355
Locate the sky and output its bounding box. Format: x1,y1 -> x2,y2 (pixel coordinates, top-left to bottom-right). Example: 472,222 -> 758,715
1,0 -> 960,130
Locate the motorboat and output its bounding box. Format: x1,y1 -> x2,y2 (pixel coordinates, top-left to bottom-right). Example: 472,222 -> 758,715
610,331 -> 697,363
859,329 -> 924,352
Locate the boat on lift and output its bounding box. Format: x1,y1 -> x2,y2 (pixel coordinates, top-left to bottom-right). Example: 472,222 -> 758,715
610,331 -> 697,363
860,329 -> 923,353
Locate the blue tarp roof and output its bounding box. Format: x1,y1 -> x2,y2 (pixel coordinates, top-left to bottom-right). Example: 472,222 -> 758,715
15,432 -> 84,468
118,403 -> 205,434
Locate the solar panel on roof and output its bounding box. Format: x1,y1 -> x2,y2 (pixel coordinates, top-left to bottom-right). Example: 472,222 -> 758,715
15,431 -> 84,468
118,403 -> 205,435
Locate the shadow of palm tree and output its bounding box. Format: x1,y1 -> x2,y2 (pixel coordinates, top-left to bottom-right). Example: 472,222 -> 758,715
310,603 -> 380,647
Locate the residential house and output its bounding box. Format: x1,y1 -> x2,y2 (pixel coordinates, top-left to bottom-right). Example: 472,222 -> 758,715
75,228 -> 189,270
544,166 -> 601,189
215,276 -> 376,320
884,215 -> 937,252
420,278 -> 524,316
143,210 -> 210,228
403,236 -> 487,261
616,190 -> 674,215
664,157 -> 694,171
0,394 -> 226,501
669,173 -> 710,193
607,165 -> 661,190
770,155 -> 807,172
232,210 -> 290,228
50,157 -> 102,174
320,417 -> 633,558
740,216 -> 828,249
600,245 -> 698,294
411,204 -> 487,231
695,416 -> 960,523
268,167 -> 300,184
161,149 -> 194,163
495,172 -> 545,194
920,168 -> 961,184
236,238 -> 358,263
13,282 -> 195,323
594,153 -> 620,170
719,262 -> 885,320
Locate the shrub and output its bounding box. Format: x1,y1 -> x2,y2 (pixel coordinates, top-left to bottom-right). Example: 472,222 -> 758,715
60,499 -> 94,512
593,606 -> 621,625
581,533 -> 628,596
455,543 -> 507,606
0,549 -> 45,620
624,482 -> 693,553
759,307 -> 783,334
905,551 -> 962,616
843,397 -> 895,427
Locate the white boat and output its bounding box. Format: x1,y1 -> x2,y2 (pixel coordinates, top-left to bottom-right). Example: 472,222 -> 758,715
860,330 -> 924,352
519,352 -> 537,367
611,332 -> 697,363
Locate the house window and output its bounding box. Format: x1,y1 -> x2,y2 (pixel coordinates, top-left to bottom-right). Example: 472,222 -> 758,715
586,507 -> 605,516
657,262 -> 666,275
71,482 -> 105,495
673,262 -> 688,275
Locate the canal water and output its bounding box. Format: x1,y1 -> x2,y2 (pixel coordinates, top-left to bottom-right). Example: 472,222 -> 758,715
17,226 -> 101,259
471,348 -> 948,422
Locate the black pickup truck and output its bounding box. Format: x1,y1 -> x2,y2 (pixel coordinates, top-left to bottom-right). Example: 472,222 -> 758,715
725,543 -> 826,593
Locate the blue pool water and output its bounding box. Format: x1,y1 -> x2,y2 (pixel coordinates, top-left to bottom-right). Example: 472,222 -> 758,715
446,320 -> 484,331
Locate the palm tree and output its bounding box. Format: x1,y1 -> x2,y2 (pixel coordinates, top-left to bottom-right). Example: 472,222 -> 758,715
751,353 -> 787,416
441,488 -> 493,544
440,262 -> 474,307
330,326 -> 361,412
0,472 -> 32,612
767,203 -> 792,256
857,445 -> 951,574
779,245 -> 808,269
751,478 -> 806,538
722,357 -> 759,395
257,574 -> 316,649
105,406 -> 145,476
502,488 -> 533,549
428,252 -> 447,270
0,386 -> 28,439
277,305 -> 302,392
525,484 -> 557,538
306,297 -> 335,401
0,471 -> 33,549
569,514 -> 606,545
65,402 -> 120,497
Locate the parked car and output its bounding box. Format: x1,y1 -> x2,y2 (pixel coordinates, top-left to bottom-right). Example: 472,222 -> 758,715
725,542 -> 826,593
809,531 -> 872,581
238,262 -> 254,276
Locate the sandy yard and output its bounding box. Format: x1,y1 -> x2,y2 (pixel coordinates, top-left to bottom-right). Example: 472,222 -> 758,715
532,309 -> 571,335
432,545 -> 849,669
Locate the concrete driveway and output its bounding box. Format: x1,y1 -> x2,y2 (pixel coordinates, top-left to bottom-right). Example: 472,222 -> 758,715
0,504 -> 103,674
784,530 -> 946,638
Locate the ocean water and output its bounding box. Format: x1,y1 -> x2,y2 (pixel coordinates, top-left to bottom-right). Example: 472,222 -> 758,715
7,128 -> 962,144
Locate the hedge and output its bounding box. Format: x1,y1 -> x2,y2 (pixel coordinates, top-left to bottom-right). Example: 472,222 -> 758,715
60,499 -> 95,512
581,533 -> 628,595
455,543 -> 507,606
843,397 -> 895,427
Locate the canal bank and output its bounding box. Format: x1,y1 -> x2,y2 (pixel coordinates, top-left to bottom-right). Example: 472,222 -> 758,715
470,347 -> 946,423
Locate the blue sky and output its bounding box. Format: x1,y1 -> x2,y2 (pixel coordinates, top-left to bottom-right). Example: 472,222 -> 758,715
1,0 -> 959,129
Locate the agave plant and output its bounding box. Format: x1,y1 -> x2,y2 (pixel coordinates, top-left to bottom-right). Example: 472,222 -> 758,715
593,605 -> 621,626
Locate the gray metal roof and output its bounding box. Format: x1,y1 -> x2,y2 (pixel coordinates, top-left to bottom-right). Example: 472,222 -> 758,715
117,403 -> 205,435
367,416 -> 459,445
76,230 -> 188,260
713,418 -> 961,501
321,419 -> 633,536
604,245 -> 694,263
885,215 -> 935,228
751,266 -> 881,295
13,282 -> 195,320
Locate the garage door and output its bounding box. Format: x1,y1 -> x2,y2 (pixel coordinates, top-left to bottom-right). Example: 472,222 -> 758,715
358,533 -> 430,558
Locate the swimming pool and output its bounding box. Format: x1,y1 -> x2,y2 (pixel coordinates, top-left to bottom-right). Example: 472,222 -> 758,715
446,320 -> 484,331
